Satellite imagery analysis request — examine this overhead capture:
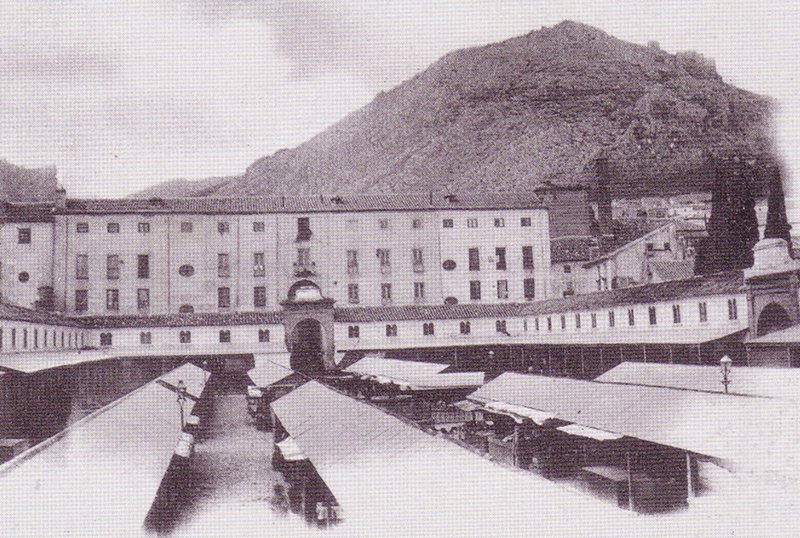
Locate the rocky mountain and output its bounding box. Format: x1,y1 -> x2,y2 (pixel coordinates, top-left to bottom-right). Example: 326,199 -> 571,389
139,21 -> 776,199
0,160 -> 59,202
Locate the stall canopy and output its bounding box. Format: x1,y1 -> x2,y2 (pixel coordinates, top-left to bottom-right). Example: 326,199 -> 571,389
557,424 -> 624,441
0,349 -> 124,374
344,356 -> 448,378
482,400 -> 555,424
344,356 -> 483,391
269,381 -> 649,536
248,353 -> 293,387
0,362 -> 207,535
276,437 -> 308,461
596,362 -> 800,401
469,373 -> 799,465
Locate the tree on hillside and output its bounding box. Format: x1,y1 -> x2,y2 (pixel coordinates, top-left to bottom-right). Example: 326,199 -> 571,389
695,154 -> 760,274
763,166 -> 792,245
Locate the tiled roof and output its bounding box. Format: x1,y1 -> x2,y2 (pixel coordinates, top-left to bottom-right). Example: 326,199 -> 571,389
0,302 -> 85,327
336,270 -> 744,322
59,193 -> 544,215
584,220 -> 673,267
648,260 -> 696,282
81,311 -> 282,329
0,202 -> 55,222
0,272 -> 743,328
550,236 -> 596,262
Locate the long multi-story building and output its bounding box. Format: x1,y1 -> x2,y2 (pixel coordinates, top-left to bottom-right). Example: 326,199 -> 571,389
1,192 -> 798,374
2,194 -> 550,315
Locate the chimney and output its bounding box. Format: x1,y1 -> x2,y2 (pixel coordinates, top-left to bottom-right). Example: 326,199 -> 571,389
54,186 -> 67,209
593,156 -> 613,236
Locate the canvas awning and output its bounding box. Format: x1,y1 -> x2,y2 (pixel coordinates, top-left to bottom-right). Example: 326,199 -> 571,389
481,400 -> 554,425
453,400 -> 482,412
557,424 -> 624,441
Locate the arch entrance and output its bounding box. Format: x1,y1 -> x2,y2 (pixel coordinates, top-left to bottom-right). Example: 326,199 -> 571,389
281,280 -> 336,372
756,303 -> 792,337
289,318 -> 325,372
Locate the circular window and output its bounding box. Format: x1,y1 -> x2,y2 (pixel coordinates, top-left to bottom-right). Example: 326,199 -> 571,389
178,264 -> 195,277
442,260 -> 456,271
444,296 -> 458,305
178,304 -> 195,314
18,272 -> 29,283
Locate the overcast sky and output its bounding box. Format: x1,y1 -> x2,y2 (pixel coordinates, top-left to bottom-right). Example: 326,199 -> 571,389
1,0 -> 799,204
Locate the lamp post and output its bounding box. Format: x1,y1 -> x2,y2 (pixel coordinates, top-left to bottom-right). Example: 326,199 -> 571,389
176,379 -> 187,429
720,356 -> 732,394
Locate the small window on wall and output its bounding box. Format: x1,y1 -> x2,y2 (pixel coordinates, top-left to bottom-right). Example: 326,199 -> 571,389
520,217 -> 532,227
422,322 -> 434,336
219,330 -> 231,343
698,302 -> 708,323
608,310 -> 616,327
18,228 -> 31,244
75,290 -> 88,312
628,308 -> 635,326
137,288 -> 150,310
411,219 -> 423,229
258,329 -> 270,342
217,221 -> 230,234
560,315 -> 566,330
591,313 -> 597,328
253,221 -> 265,232
460,321 -> 471,335
297,217 -> 312,240
494,218 -> 505,227
138,222 -> 150,233
140,332 -> 152,345
254,286 -> 267,308
18,272 -> 29,283
99,332 -> 112,346
180,222 -> 193,233
347,284 -> 359,304
496,320 -> 507,334
727,298 -> 738,320
348,326 -> 360,338
218,287 -> 231,308
178,304 -> 194,314
467,218 -> 478,228
76,222 -> 89,233
386,324 -> 398,337
179,331 -> 191,344
379,219 -> 389,229
442,219 -> 454,228
648,306 -> 657,325
575,314 -> 581,329
107,222 -> 120,233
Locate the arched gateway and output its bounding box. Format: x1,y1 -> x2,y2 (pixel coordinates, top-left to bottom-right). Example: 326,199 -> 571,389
281,280 -> 336,372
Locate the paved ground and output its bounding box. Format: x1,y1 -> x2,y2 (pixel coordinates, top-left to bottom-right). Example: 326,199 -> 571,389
165,375 -> 303,535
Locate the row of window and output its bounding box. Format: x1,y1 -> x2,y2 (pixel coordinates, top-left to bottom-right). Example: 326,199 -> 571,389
72,247 -> 535,282
345,247 -> 535,274
343,278 -> 536,304
442,217 -> 532,229
75,253 -> 269,280
532,300 -> 737,332
343,300 -> 738,339
98,329 -> 271,346
346,319 -> 511,338
75,286 -> 272,311
75,221 -> 244,235
0,327 -> 84,350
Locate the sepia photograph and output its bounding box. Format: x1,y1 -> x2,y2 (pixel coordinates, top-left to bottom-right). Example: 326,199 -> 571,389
0,1 -> 798,536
